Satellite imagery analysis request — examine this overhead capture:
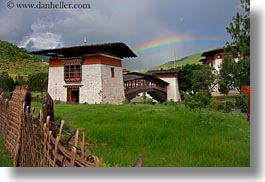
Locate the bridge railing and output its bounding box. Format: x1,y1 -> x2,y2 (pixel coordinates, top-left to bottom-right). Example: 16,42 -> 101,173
124,81 -> 167,95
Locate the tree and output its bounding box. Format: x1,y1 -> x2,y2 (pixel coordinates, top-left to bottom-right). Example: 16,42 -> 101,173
179,64 -> 215,94
226,0 -> 250,57
218,0 -> 250,93
191,66 -> 216,94
0,72 -> 15,92
28,72 -> 48,92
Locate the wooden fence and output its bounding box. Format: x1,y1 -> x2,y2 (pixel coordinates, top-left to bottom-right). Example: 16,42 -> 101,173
0,86 -> 99,167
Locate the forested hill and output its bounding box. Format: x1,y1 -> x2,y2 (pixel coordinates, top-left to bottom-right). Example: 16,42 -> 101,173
147,52 -> 203,71
137,52 -> 203,73
0,40 -> 48,78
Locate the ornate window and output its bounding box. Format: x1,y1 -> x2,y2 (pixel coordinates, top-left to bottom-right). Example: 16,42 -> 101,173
62,57 -> 82,83
64,63 -> 82,83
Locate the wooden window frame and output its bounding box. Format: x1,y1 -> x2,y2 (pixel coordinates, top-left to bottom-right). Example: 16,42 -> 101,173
64,64 -> 82,83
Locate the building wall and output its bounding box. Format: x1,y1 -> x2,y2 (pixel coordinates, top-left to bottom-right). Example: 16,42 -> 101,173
79,55 -> 124,104
48,66 -> 67,102
80,64 -> 103,104
101,65 -> 125,104
157,76 -> 181,102
213,58 -> 223,72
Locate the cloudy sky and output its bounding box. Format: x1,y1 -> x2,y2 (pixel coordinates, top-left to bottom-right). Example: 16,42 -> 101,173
0,0 -> 240,69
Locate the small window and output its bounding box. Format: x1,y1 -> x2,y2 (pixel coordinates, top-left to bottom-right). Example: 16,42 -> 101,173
111,67 -> 115,78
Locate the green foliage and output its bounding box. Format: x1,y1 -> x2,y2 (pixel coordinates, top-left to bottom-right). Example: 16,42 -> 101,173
15,75 -> 27,86
179,64 -> 201,92
179,64 -> 215,94
31,102 -> 250,167
219,0 -> 250,94
0,71 -> 15,92
179,64 -> 203,93
191,66 -> 216,92
0,40 -> 48,78
163,100 -> 178,106
226,0 -> 250,57
209,98 -> 218,111
28,72 -> 48,92
209,97 -> 235,113
224,100 -> 234,113
235,94 -> 248,113
0,136 -> 13,167
218,57 -> 250,94
184,90 -> 211,110
122,98 -> 130,104
217,103 -> 225,111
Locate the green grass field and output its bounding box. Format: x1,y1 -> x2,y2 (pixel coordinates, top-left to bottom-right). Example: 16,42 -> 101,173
32,102 -> 250,167
0,136 -> 13,167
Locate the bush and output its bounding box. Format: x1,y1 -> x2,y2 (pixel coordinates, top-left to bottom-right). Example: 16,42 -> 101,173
122,98 -> 130,104
217,103 -> 225,111
224,100 -> 234,113
0,72 -> 15,92
163,100 -> 177,106
235,94 -> 248,113
209,98 -> 218,111
184,90 -> 211,110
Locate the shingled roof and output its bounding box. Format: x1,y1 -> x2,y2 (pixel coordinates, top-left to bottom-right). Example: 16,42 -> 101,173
30,42 -> 137,59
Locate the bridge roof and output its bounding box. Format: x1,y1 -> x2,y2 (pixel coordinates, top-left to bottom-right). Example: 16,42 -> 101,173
123,74 -> 144,82
123,72 -> 169,86
147,69 -> 180,75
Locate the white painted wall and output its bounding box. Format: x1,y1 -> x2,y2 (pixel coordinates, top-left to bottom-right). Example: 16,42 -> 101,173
48,67 -> 67,102
101,65 -> 125,104
80,64 -> 103,104
213,58 -> 223,72
159,77 -> 181,102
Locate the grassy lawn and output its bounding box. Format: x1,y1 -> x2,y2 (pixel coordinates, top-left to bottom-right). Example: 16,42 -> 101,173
0,136 -> 13,167
32,102 -> 250,167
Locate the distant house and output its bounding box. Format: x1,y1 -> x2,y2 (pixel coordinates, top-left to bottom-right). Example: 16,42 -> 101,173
200,48 -> 241,96
31,42 -> 136,104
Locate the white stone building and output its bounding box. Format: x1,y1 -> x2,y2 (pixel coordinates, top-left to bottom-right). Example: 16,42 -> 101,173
32,43 -> 136,104
200,48 -> 240,96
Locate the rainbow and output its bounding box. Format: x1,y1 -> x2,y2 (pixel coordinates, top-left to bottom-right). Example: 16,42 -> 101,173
135,35 -> 226,55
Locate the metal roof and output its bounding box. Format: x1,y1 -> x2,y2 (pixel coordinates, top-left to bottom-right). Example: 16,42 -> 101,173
30,42 -> 137,59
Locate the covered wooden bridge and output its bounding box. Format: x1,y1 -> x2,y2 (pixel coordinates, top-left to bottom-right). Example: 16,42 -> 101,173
123,72 -> 169,102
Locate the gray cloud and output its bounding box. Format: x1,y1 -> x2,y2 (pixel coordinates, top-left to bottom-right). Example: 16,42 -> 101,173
0,0 -> 240,68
